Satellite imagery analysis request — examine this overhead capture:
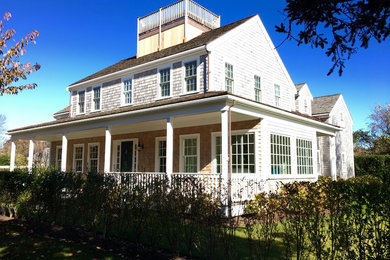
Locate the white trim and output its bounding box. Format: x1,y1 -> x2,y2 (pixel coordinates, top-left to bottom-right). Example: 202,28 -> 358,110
179,133 -> 200,173
181,56 -> 201,94
88,142 -> 100,173
92,85 -> 102,112
121,75 -> 134,107
155,136 -> 167,172
157,64 -> 173,99
67,46 -> 207,91
73,144 -> 84,173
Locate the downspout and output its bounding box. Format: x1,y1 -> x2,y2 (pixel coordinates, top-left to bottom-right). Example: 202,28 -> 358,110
228,100 -> 236,217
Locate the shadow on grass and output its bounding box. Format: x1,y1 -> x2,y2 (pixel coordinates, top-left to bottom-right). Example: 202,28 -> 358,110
0,219 -> 116,259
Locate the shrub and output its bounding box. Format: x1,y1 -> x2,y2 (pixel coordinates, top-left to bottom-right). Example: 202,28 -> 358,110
355,154 -> 390,182
0,154 -> 10,165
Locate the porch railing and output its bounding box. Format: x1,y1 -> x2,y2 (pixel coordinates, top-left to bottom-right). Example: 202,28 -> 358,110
105,172 -> 264,202
138,0 -> 220,34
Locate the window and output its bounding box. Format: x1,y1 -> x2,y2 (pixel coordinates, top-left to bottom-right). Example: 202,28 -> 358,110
123,78 -> 133,105
156,138 -> 166,172
304,99 -> 308,113
274,85 -> 280,107
181,135 -> 199,173
88,144 -> 99,173
270,134 -> 291,174
215,133 -> 255,174
78,91 -> 85,114
93,87 -> 101,110
185,61 -> 197,92
296,139 -> 313,174
73,145 -> 84,173
160,68 -> 170,97
254,75 -> 261,102
225,63 -> 234,92
56,146 -> 62,171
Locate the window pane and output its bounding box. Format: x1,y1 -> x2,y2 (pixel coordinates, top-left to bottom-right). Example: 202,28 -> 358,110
185,61 -> 197,92
270,134 -> 291,174
160,68 -> 170,97
123,79 -> 132,104
296,138 -> 313,174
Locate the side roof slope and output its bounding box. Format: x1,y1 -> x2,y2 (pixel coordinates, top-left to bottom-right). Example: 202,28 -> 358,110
312,94 -> 341,115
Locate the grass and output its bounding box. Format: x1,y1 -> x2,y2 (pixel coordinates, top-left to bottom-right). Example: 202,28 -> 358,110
0,220 -> 118,259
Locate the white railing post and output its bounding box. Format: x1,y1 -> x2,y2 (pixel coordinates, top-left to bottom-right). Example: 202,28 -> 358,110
184,0 -> 189,41
104,126 -> 112,173
166,118 -> 174,184
159,7 -> 162,50
61,134 -> 68,172
28,139 -> 34,173
330,136 -> 337,181
10,140 -> 16,172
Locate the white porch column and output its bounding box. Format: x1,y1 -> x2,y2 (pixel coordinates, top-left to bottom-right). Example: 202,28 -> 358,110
330,136 -> 337,181
10,140 -> 16,172
61,134 -> 68,172
104,127 -> 112,173
166,118 -> 173,183
221,108 -> 229,209
28,139 -> 34,173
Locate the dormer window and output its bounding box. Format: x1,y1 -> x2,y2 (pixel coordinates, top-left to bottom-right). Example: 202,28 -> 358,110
159,68 -> 171,97
93,87 -> 101,111
225,63 -> 234,92
78,90 -> 85,114
185,61 -> 197,92
123,78 -> 133,105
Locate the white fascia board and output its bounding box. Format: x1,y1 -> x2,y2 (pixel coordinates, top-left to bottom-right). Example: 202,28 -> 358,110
67,46 -> 207,91
8,95 -> 229,137
227,95 -> 340,133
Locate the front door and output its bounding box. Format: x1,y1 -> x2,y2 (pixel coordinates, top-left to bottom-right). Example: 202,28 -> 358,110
120,141 -> 133,172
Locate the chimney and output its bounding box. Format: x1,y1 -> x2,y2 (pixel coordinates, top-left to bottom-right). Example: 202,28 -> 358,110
137,0 -> 220,57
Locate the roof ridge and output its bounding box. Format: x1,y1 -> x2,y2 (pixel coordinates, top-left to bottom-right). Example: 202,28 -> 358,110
313,93 -> 341,99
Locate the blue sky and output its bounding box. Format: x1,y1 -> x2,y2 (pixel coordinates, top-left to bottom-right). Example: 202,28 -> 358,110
1,0 -> 389,134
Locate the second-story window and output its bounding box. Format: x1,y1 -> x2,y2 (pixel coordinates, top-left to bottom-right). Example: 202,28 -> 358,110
225,63 -> 234,92
93,87 -> 101,110
78,91 -> 85,114
254,75 -> 261,102
160,68 -> 170,97
274,84 -> 280,107
123,79 -> 133,104
185,61 -> 197,92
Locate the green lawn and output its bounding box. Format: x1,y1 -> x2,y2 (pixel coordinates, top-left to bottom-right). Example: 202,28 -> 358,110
0,220 -> 118,259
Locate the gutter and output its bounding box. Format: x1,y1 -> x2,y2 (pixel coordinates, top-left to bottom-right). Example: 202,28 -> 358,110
67,45 -> 208,91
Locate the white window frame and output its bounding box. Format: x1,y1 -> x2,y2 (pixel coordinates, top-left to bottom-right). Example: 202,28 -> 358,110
296,138 -> 313,175
211,129 -> 258,175
77,90 -> 86,114
254,75 -> 261,102
225,62 -> 234,93
155,137 -> 167,172
121,76 -> 134,106
92,86 -> 102,112
270,133 -> 291,175
157,64 -> 173,99
111,138 -> 138,173
88,143 -> 100,173
55,145 -> 62,171
73,144 -> 84,173
179,134 -> 200,173
182,57 -> 200,94
274,84 -> 281,107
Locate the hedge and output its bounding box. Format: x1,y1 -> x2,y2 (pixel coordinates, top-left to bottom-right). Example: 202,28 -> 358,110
355,154 -> 390,182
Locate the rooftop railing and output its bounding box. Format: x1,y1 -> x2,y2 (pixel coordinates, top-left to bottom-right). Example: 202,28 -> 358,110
138,0 -> 220,34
